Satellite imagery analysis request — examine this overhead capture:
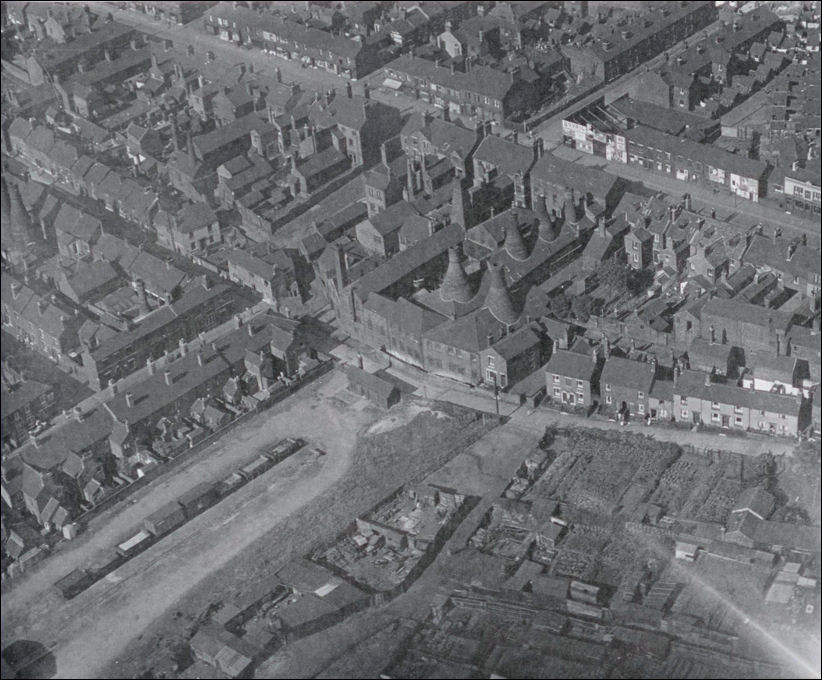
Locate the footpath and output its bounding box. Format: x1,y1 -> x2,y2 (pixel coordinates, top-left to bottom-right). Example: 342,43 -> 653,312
331,339 -> 797,458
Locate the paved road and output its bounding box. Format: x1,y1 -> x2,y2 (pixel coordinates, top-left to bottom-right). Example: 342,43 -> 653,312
551,144 -> 821,246
86,1 -> 347,91
330,337 -> 799,458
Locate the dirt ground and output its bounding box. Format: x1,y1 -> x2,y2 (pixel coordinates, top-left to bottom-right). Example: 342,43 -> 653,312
1,370 -> 378,678
55,380 -> 491,679
255,421 -> 542,679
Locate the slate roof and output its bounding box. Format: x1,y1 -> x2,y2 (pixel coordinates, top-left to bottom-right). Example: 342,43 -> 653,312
674,370 -> 802,416
401,112 -> 478,159
388,54 -> 516,101
345,365 -> 398,401
352,222 -> 465,302
177,202 -> 218,234
530,154 -> 619,202
545,349 -> 596,382
600,356 -> 656,392
490,327 -> 540,360
701,298 -> 794,333
423,307 -> 505,353
748,350 -> 801,383
473,135 -> 535,178
367,200 -> 419,237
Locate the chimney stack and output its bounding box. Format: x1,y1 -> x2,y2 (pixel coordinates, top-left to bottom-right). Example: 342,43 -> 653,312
125,392 -> 134,408
164,370 -> 173,386
197,352 -> 204,367
247,323 -> 255,337
146,357 -> 155,376
179,338 -> 188,357
233,314 -> 242,329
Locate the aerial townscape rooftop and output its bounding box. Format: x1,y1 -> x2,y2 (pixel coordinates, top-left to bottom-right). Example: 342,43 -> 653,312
1,1 -> 820,679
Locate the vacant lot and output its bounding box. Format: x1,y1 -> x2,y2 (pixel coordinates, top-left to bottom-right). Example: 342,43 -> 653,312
2,369 -> 373,678
84,395 -> 495,679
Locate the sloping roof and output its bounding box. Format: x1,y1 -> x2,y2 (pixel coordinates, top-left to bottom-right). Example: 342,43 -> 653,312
674,370 -> 802,416
352,221 -> 465,302
490,326 -> 540,360
473,135 -> 535,178
388,54 -> 515,101
367,200 -> 419,237
401,112 -> 478,159
601,356 -> 656,392
344,365 -> 398,401
177,202 -> 218,234
749,349 -> 799,382
531,153 -> 619,202
701,298 -> 793,333
732,486 -> 775,520
545,348 -> 596,381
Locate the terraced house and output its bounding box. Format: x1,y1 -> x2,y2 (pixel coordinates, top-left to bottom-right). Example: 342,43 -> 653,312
203,5 -> 384,80
544,348 -> 598,408
384,54 -> 537,122
673,369 -> 808,437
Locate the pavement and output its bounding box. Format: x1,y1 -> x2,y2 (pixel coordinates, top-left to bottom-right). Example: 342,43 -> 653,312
329,338 -> 797,458
85,2 -> 349,91
551,144 -> 821,246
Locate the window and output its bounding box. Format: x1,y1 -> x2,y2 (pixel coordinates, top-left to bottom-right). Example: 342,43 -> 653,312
553,387 -> 561,396
638,404 -> 645,414
637,391 -> 644,400
487,356 -> 494,367
711,401 -> 720,409
577,380 -> 584,388
633,253 -> 639,262
605,395 -> 612,404
681,408 -> 689,418
604,383 -> 611,392
553,374 -> 560,383
711,412 -> 720,421
735,415 -> 743,425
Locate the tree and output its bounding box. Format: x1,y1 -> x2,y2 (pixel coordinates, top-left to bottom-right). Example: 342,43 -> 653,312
598,260 -> 630,297
571,294 -> 595,322
627,268 -> 654,296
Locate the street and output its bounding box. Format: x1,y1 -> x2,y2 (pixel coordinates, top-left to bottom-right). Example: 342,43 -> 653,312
551,144 -> 821,247
84,1 -> 349,92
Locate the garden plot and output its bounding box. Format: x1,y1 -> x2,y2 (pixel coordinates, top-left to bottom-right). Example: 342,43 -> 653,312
525,430 -> 682,517
648,454 -> 714,515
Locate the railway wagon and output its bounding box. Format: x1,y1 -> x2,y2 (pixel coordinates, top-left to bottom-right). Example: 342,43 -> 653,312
177,481 -> 221,518
144,501 -> 188,536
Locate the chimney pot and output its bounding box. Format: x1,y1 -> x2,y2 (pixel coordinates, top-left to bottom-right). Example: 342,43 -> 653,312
125,392 -> 134,407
